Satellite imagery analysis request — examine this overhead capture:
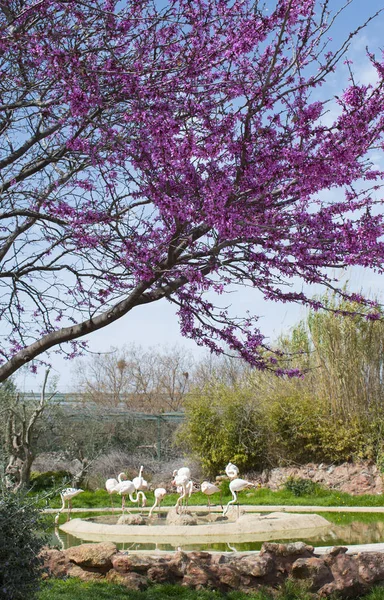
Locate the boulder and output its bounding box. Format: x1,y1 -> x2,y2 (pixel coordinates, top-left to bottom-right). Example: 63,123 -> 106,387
260,541 -> 314,557
117,513 -> 146,525
236,554 -> 274,578
40,548 -> 70,579
106,569 -> 149,590
111,553 -> 159,573
67,564 -> 104,581
64,542 -> 117,570
166,508 -> 198,525
292,557 -> 332,589
357,552 -> 384,584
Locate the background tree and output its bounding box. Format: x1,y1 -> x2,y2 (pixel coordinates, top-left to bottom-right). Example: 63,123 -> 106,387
1,370 -> 55,489
181,292 -> 384,472
75,345 -> 193,411
1,1 -> 384,381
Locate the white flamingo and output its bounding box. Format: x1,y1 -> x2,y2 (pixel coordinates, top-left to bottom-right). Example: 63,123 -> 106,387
118,479 -> 146,512
105,472 -> 127,511
132,466 -> 147,507
173,466 -> 191,479
54,487 -> 84,524
201,481 -> 222,511
223,478 -> 253,516
149,487 -> 167,518
225,462 -> 239,480
174,473 -> 193,514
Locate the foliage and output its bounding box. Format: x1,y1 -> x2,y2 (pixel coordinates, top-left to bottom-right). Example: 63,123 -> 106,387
1,3 -> 384,381
179,382 -> 269,476
284,477 -> 321,497
29,470 -> 72,492
266,390 -> 371,464
0,488 -> 46,600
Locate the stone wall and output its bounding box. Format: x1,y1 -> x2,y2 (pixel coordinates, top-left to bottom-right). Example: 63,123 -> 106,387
257,462 -> 383,495
42,542 -> 384,597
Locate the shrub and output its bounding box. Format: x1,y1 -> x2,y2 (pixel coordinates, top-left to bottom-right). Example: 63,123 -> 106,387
0,488 -> 46,599
30,470 -> 72,492
180,382 -> 269,476
284,477 -> 321,497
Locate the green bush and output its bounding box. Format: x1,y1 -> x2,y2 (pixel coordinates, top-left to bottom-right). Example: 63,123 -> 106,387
284,477 -> 321,497
0,489 -> 46,599
30,470 -> 72,492
180,382 -> 269,476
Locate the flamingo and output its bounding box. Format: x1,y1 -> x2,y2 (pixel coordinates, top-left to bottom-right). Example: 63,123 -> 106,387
173,466 -> 191,479
223,478 -> 253,516
118,479 -> 146,512
54,487 -> 84,524
201,481 -> 222,511
225,462 -> 239,480
132,466 -> 147,507
105,472 -> 127,511
149,487 -> 167,518
174,473 -> 193,514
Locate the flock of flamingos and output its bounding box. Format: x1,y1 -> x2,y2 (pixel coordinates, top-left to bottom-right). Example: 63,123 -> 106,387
55,462 -> 254,524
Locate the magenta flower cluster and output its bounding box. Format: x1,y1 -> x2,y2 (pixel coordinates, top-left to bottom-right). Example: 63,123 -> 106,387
0,0 -> 383,379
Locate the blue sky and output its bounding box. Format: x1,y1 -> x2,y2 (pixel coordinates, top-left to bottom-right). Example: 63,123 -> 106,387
16,0 -> 384,392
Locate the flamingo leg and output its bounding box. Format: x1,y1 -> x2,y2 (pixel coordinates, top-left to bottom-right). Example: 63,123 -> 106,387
176,488 -> 186,514
110,493 -> 114,513
67,500 -> 72,521
149,498 -> 158,518
223,491 -> 237,516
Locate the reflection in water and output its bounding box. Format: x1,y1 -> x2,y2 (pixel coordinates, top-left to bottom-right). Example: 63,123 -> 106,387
48,514 -> 384,552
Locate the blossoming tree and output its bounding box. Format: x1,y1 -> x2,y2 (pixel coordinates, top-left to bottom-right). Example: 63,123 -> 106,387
1,0 -> 384,381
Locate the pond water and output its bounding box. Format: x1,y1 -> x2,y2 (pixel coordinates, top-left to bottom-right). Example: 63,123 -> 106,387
48,511 -> 384,552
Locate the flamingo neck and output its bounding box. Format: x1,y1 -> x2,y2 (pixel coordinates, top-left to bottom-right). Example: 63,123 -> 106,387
129,491 -> 139,503
118,473 -> 125,483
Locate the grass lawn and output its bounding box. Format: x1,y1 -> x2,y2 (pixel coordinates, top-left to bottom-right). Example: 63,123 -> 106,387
37,579 -> 384,600
37,580 -> 312,600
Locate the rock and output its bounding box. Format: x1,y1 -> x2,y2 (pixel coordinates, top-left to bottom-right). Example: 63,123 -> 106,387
189,551 -> 212,563
67,564 -> 104,581
261,541 -> 314,557
147,565 -> 174,583
183,563 -> 220,589
40,541 -> 384,598
40,548 -> 70,579
210,564 -> 240,589
166,508 -> 198,525
236,554 -> 274,578
111,553 -> 158,573
292,557 -> 332,589
106,569 -> 149,590
259,461 -> 383,495
64,542 -> 117,570
324,546 -> 348,559
117,514 -> 146,525
357,553 -> 384,585
168,551 -> 190,576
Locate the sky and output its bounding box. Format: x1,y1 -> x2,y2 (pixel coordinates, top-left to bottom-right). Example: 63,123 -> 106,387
14,0 -> 384,393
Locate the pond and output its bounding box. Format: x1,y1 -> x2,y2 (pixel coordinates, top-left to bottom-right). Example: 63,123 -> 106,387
47,510 -> 384,553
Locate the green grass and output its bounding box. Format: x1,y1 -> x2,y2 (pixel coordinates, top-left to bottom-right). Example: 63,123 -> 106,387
322,511 -> 384,526
37,579 -> 312,600
37,486 -> 384,511
37,579 -> 384,600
